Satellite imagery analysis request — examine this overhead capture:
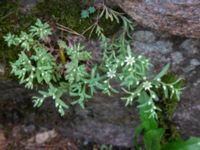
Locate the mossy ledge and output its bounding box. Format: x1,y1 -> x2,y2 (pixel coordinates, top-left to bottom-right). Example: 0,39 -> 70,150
34,0 -> 121,37
0,0 -> 121,79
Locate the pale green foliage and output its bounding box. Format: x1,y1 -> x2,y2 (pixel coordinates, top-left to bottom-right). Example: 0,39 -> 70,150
4,33 -> 16,47
4,19 -> 65,114
82,4 -> 133,39
81,6 -> 96,18
162,137 -> 200,150
81,10 -> 90,18
33,84 -> 68,116
30,19 -> 52,39
100,35 -> 182,119
4,9 -> 182,119
4,3 -> 200,149
99,144 -> 113,150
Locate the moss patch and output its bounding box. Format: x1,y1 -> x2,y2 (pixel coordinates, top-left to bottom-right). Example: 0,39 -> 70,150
34,0 -> 120,37
0,0 -> 121,79
156,73 -> 185,143
0,0 -> 37,79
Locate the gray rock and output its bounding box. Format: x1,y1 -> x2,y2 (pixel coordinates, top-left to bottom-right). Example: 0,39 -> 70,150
184,65 -> 196,73
155,31 -> 171,39
193,79 -> 200,87
133,40 -> 173,54
0,80 -> 137,147
133,30 -> 156,43
132,29 -> 200,141
2,27 -> 200,148
171,52 -> 184,65
190,59 -> 200,66
180,39 -> 200,54
173,82 -> 200,138
156,41 -> 173,54
184,59 -> 200,73
112,0 -> 200,38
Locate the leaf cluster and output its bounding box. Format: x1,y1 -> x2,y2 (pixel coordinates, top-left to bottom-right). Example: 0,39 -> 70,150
4,3 -> 200,149
134,89 -> 200,150
81,6 -> 96,19
4,8 -> 183,120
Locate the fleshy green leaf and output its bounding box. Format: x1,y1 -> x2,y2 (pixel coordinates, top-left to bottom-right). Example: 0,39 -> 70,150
154,64 -> 170,80
81,10 -> 89,18
144,128 -> 165,150
88,6 -> 96,14
162,137 -> 200,150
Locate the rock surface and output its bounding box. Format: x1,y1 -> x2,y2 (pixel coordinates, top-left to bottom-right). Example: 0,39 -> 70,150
1,29 -> 200,147
0,80 -> 137,147
1,0 -> 200,147
112,0 -> 200,38
132,29 -> 200,139
19,0 -> 200,38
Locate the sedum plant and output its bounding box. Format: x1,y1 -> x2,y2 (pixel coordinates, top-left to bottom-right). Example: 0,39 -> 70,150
4,14 -> 182,119
4,1 -> 200,149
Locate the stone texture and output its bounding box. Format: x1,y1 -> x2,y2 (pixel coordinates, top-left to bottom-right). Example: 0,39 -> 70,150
133,30 -> 156,43
171,52 -> 184,65
0,80 -> 138,147
133,41 -> 172,54
1,28 -> 200,147
111,0 -> 200,38
132,40 -> 173,54
1,29 -> 200,147
180,39 -> 200,55
190,59 -> 200,67
131,29 -> 200,140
